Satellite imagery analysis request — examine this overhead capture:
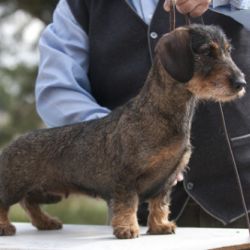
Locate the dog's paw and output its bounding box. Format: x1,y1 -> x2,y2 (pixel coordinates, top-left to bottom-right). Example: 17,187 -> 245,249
113,225 -> 140,239
34,217 -> 63,231
147,221 -> 176,235
0,223 -> 16,236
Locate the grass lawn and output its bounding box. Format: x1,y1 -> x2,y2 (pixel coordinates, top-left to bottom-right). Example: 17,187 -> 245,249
9,195 -> 108,225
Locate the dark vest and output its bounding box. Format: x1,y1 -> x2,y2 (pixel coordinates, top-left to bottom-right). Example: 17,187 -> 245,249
66,0 -> 250,224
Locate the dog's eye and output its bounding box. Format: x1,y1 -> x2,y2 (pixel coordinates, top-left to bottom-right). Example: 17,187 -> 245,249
196,44 -> 211,56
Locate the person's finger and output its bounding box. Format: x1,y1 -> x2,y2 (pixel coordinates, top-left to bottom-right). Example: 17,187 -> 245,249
175,0 -> 210,16
173,179 -> 178,186
177,172 -> 184,182
176,0 -> 194,14
172,172 -> 184,186
189,3 -> 210,17
163,0 -> 173,12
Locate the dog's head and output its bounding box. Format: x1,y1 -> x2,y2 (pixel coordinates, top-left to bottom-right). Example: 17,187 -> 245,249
155,24 -> 246,102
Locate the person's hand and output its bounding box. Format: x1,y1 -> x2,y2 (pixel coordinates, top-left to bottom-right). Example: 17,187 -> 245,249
173,172 -> 184,186
164,0 -> 211,17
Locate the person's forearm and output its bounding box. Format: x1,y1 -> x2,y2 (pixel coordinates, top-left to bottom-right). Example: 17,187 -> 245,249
35,0 -> 110,127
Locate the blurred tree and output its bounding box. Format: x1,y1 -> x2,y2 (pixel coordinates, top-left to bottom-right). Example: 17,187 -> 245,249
0,0 -> 58,148
0,0 -> 58,24
0,65 -> 41,147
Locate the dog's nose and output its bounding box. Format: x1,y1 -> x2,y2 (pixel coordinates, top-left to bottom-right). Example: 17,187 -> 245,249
231,77 -> 247,91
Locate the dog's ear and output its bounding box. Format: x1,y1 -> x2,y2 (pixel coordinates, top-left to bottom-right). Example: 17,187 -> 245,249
155,28 -> 194,83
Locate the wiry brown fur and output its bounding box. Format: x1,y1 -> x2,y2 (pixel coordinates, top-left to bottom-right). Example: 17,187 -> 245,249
0,24 -> 246,238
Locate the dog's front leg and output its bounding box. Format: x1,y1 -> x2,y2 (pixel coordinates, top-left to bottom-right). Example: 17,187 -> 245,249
147,190 -> 176,235
111,192 -> 140,239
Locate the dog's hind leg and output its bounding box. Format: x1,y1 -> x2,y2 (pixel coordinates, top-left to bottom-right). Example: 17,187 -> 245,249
147,190 -> 176,235
20,196 -> 62,231
0,203 -> 16,236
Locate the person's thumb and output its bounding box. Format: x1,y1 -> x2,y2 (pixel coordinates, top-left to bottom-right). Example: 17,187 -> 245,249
164,0 -> 174,12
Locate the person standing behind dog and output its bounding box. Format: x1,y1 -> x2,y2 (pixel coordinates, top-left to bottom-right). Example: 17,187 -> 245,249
35,0 -> 250,228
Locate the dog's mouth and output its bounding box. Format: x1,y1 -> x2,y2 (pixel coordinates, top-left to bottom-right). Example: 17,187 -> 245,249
210,80 -> 246,100
216,87 -> 246,102
224,89 -> 245,99
186,77 -> 246,102
228,85 -> 246,98
237,87 -> 246,97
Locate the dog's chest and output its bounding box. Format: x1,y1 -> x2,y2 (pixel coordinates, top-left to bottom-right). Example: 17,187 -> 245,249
137,140 -> 190,200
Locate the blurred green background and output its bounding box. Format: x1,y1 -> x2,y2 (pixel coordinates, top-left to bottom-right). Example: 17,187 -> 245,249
0,0 -> 108,225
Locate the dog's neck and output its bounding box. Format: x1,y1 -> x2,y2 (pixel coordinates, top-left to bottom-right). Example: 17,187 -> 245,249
135,58 -> 197,137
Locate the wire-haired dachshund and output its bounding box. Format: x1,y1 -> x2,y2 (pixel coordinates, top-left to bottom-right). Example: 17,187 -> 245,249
0,24 -> 246,238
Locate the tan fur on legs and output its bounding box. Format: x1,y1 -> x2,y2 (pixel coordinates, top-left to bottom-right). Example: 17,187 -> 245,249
111,193 -> 140,239
0,203 -> 16,236
147,192 -> 176,235
20,199 -> 62,230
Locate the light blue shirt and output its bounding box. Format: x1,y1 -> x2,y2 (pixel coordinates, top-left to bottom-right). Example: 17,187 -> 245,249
35,0 -> 250,127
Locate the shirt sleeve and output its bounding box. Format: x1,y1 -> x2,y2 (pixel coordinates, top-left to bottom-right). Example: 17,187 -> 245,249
211,1 -> 250,31
35,0 -> 110,127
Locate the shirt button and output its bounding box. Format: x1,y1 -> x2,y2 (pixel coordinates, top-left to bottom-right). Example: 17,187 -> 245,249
186,182 -> 194,191
150,32 -> 158,39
